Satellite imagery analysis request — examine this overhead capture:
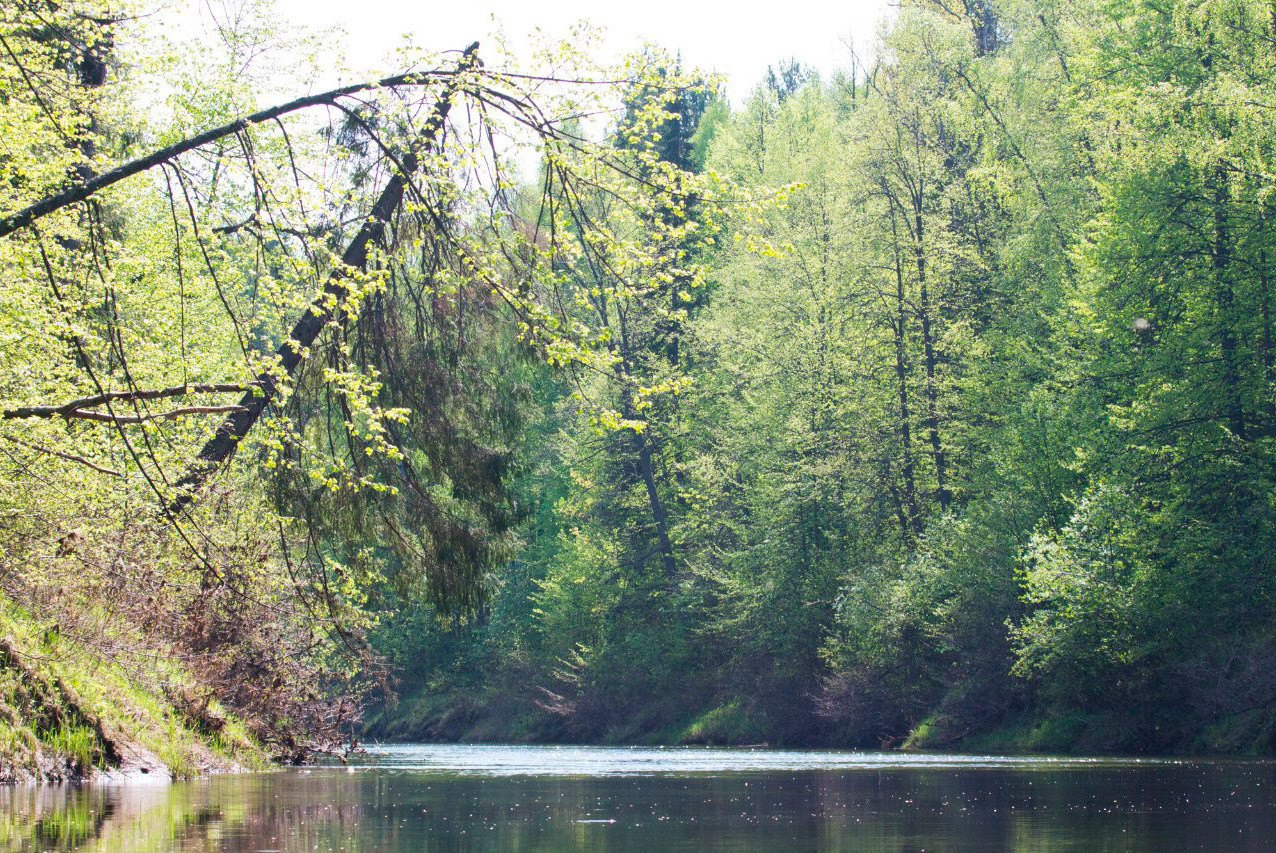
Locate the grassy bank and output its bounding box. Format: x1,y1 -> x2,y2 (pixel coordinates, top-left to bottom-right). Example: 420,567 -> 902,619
905,710 -> 1276,757
0,596 -> 268,783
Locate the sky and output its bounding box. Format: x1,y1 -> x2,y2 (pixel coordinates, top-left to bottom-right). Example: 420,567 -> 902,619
249,0 -> 893,102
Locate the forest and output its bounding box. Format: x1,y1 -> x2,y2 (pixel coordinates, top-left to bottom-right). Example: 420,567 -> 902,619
2,0 -> 1276,782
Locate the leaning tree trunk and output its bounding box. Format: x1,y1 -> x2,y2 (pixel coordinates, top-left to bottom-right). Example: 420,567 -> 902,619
170,45 -> 479,511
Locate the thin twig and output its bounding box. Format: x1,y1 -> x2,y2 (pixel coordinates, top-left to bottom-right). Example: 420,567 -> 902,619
2,434 -> 122,477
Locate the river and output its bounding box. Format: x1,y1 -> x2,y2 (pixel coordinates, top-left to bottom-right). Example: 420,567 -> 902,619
2,744 -> 1274,851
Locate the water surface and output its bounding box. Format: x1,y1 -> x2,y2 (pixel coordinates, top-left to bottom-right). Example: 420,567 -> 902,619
2,744 -> 1273,851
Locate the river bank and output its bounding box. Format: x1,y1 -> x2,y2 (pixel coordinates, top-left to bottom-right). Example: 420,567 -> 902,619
0,598 -> 268,783
364,686 -> 1276,758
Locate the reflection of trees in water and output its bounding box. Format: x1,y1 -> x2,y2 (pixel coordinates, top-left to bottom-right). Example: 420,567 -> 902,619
181,775 -> 368,853
0,784 -> 161,851
0,779 -> 270,852
0,775 -> 372,853
2,786 -> 107,849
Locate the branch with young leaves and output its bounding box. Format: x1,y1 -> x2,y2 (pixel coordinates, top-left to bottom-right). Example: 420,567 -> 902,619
3,36 -> 756,535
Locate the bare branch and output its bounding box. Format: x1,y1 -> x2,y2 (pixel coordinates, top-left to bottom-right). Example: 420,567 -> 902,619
57,405 -> 249,424
3,383 -> 259,420
0,50 -> 479,239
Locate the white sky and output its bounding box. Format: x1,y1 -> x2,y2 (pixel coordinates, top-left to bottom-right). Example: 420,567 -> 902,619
253,0 -> 892,102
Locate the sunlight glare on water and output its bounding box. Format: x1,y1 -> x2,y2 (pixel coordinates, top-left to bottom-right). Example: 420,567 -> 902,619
352,742 -> 1162,775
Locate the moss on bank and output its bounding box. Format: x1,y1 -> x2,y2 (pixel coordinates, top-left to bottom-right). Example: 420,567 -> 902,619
903,713 -> 1098,754
671,701 -> 769,746
0,596 -> 268,782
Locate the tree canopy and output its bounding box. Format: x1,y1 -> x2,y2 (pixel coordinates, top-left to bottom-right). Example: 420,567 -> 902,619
5,0 -> 1276,773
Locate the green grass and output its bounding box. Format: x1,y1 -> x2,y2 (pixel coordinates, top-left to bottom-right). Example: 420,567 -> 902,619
0,593 -> 270,780
909,713 -> 1097,754
40,724 -> 100,771
676,701 -> 767,745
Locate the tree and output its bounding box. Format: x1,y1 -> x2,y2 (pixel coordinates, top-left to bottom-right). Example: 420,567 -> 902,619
0,2 -> 736,756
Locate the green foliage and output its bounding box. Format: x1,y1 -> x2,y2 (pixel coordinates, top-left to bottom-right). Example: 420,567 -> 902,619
371,0 -> 1276,756
7,0 -> 1276,763
0,0 -> 744,772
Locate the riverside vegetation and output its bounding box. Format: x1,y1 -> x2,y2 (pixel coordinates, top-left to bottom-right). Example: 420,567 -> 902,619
2,0 -> 1276,781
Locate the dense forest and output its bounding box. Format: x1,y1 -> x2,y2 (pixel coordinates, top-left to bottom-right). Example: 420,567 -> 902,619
366,0 -> 1276,754
2,0 -> 1276,781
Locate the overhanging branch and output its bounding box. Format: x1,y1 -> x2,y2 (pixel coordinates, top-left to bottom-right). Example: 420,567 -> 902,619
168,43 -> 481,513
43,405 -> 249,424
0,52 -> 476,239
1,434 -> 123,477
3,382 -> 258,420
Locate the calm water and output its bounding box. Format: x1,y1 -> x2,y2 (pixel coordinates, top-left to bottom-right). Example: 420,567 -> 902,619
2,744 -> 1275,851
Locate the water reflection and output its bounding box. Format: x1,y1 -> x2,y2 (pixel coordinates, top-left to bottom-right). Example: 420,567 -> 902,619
0,746 -> 1273,851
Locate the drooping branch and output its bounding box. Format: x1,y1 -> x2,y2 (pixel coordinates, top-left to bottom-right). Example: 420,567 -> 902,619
3,382 -> 258,420
168,43 -> 480,512
1,434 -> 123,477
37,405 -> 248,424
0,53 -> 475,240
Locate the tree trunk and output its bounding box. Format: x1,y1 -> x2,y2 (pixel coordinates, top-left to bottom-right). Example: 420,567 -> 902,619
889,208 -> 922,535
970,0 -> 999,57
912,201 -> 951,509
615,305 -> 678,583
1259,216 -> 1275,431
634,428 -> 677,581
1211,164 -> 1247,441
170,46 -> 478,511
